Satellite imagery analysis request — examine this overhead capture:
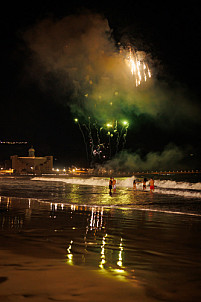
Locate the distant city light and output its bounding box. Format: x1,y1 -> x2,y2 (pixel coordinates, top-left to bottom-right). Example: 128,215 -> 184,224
0,140 -> 28,144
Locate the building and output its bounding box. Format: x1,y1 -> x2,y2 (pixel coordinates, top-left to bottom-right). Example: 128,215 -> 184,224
10,147 -> 53,174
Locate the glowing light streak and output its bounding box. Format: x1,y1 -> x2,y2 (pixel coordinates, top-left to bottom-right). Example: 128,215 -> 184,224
124,46 -> 151,87
94,122 -> 101,159
99,234 -> 107,269
71,205 -> 76,211
66,240 -> 73,265
100,207 -> 103,228
90,207 -> 95,230
89,207 -> 104,230
117,238 -> 124,268
75,117 -> 130,164
7,197 -> 10,209
106,123 -> 113,128
88,116 -> 94,159
74,118 -> 89,163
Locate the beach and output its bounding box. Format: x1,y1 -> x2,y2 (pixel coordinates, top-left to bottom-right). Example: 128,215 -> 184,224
1,249 -> 156,302
1,176 -> 201,301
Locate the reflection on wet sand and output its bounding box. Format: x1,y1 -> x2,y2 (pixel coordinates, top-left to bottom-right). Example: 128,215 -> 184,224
1,197 -> 24,229
66,240 -> 73,265
63,204 -> 131,280
99,233 -> 107,269
0,196 -> 141,286
1,195 -> 201,301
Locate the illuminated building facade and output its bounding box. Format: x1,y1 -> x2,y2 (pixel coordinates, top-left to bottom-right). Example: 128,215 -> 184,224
10,147 -> 53,174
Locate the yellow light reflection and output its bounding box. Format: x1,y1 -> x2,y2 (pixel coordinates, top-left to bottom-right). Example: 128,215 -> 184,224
7,197 -> 10,209
99,234 -> 107,269
117,237 -> 124,268
66,240 -> 73,265
89,207 -> 104,231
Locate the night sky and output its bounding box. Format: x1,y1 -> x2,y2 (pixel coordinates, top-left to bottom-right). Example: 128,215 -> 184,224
1,1 -> 201,170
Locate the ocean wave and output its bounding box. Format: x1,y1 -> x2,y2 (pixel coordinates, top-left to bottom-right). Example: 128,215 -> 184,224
155,188 -> 201,198
32,176 -> 134,188
32,176 -> 201,199
32,176 -> 201,189
155,180 -> 201,190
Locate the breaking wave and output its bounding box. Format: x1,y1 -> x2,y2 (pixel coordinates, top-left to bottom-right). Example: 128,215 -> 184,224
32,176 -> 201,199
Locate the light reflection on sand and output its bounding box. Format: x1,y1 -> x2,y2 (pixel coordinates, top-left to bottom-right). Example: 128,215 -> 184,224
1,195 -> 201,301
0,196 -> 139,282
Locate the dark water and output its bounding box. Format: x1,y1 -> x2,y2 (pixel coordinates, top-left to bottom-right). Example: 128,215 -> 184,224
0,175 -> 201,301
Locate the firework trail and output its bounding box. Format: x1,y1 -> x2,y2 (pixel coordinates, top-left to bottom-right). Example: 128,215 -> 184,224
122,45 -> 152,87
114,120 -> 120,154
93,121 -> 101,159
87,116 -> 95,163
122,122 -> 129,149
75,117 -> 130,164
74,118 -> 89,163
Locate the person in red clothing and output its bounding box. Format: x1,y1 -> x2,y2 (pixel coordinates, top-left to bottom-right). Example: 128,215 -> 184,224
149,178 -> 155,192
112,178 -> 116,192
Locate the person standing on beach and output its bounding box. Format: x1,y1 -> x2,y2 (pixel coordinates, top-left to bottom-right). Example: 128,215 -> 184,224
143,178 -> 147,190
112,178 -> 116,192
149,178 -> 155,192
109,177 -> 113,194
133,179 -> 137,190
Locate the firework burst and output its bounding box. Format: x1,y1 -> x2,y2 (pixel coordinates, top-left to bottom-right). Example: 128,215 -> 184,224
122,45 -> 151,87
74,118 -> 129,166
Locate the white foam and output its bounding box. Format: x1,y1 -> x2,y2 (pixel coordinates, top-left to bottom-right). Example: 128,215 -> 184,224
155,179 -> 201,190
32,176 -> 135,188
155,188 -> 201,199
32,176 -> 201,199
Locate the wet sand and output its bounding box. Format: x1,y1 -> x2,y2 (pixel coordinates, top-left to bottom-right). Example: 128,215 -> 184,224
1,196 -> 201,301
0,249 -> 157,302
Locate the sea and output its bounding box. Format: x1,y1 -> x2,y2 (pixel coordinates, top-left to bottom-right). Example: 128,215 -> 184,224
1,173 -> 201,301
1,173 -> 201,214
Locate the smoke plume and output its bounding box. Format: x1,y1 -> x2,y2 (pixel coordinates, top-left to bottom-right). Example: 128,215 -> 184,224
23,11 -> 200,124
22,11 -> 201,168
102,144 -> 185,172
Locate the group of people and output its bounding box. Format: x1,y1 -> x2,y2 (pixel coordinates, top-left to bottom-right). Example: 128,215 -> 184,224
109,176 -> 154,194
133,177 -> 155,192
109,177 -> 116,194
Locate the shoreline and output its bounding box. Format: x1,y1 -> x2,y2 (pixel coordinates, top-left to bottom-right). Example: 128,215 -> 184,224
1,171 -> 201,179
1,195 -> 201,218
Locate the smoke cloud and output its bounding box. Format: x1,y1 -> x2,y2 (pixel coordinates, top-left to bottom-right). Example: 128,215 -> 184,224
22,11 -> 201,168
102,144 -> 185,172
23,11 -> 200,124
